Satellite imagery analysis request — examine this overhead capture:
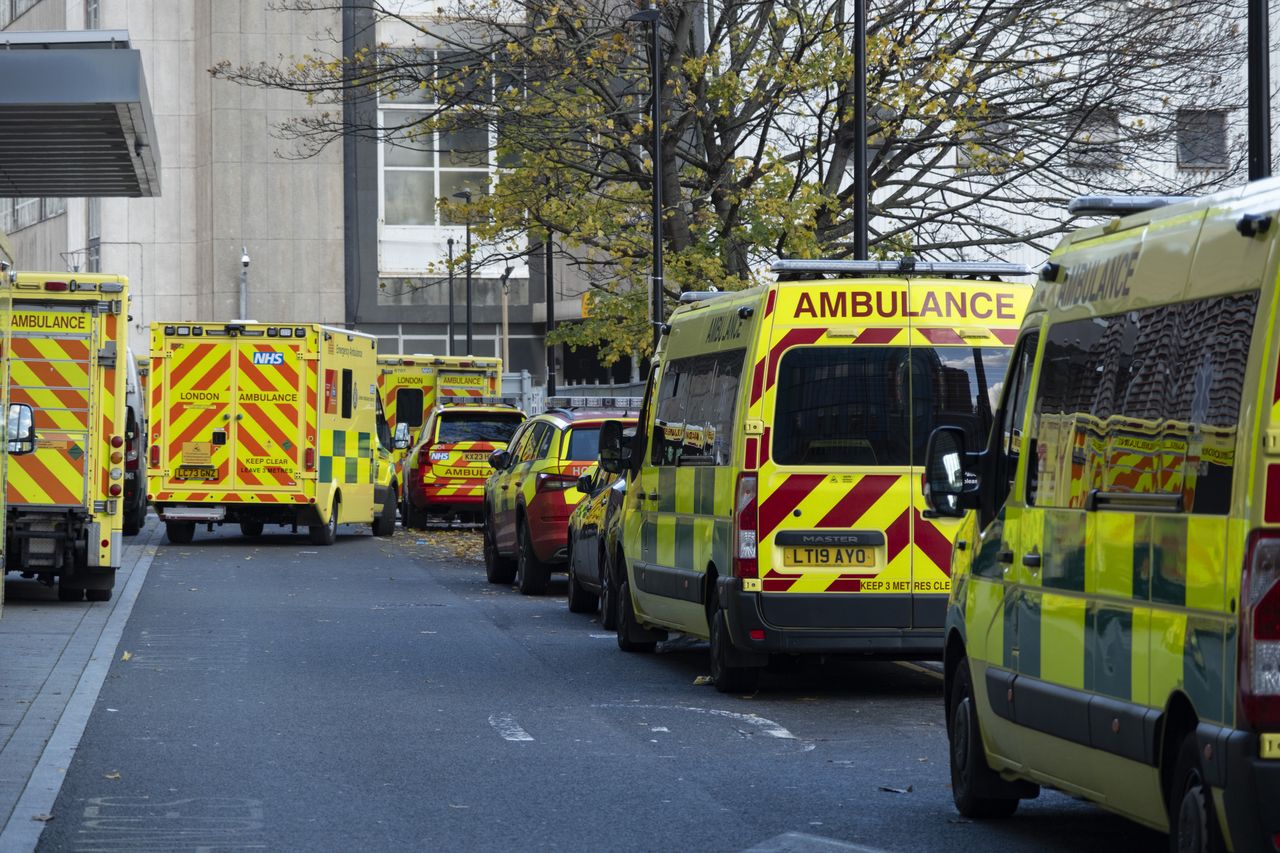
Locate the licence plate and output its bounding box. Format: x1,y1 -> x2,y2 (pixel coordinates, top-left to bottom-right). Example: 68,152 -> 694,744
782,546 -> 876,568
465,452 -> 490,462
1262,733 -> 1280,759
174,465 -> 218,481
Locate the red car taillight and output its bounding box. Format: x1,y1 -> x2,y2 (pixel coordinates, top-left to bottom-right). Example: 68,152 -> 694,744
536,472 -> 577,493
732,473 -> 758,579
304,447 -> 316,470
1239,530 -> 1280,730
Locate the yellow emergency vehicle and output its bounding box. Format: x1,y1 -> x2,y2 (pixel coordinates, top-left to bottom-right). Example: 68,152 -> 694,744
377,353 -> 501,469
148,322 -> 402,545
3,272 -> 129,602
597,259 -> 1031,692
924,185 -> 1280,851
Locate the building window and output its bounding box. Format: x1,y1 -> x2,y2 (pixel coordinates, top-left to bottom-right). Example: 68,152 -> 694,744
86,197 -> 101,272
1176,109 -> 1227,170
380,49 -> 495,227
1066,108 -> 1122,169
85,0 -> 100,28
0,197 -> 67,234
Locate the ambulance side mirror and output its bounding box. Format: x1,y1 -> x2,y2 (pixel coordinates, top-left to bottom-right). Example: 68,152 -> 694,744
7,403 -> 35,456
489,449 -> 511,470
598,420 -> 628,474
923,426 -> 977,518
393,422 -> 411,450
577,473 -> 594,494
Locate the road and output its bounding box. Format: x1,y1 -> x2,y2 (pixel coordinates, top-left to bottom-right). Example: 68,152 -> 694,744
30,522 -> 1163,852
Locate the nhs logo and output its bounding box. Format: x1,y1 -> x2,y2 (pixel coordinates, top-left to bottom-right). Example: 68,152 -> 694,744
252,351 -> 285,366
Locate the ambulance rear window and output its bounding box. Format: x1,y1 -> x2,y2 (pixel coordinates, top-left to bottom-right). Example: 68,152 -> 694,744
395,388 -> 424,428
773,346 -> 1008,467
436,411 -> 524,444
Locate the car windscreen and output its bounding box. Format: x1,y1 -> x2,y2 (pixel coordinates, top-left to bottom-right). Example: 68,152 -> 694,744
772,346 -> 1009,467
563,427 -> 602,461
435,412 -> 524,444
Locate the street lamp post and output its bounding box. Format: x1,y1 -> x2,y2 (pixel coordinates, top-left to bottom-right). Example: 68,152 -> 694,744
499,266 -> 513,368
452,190 -> 474,354
446,237 -> 455,355
627,7 -> 663,350
853,0 -> 869,259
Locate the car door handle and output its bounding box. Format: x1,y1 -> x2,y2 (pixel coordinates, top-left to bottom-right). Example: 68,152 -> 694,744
997,548 -> 1014,564
1022,553 -> 1041,569
646,492 -> 658,502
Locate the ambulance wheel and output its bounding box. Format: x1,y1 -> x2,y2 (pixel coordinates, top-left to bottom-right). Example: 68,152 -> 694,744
309,499 -> 339,546
598,547 -> 618,631
58,585 -> 84,602
515,522 -> 550,596
949,658 -> 1019,819
566,553 -> 598,614
616,580 -> 656,653
123,501 -> 143,536
166,521 -> 195,545
86,588 -> 112,603
373,492 -> 396,537
484,522 -> 516,584
240,521 -> 264,537
1169,731 -> 1226,853
710,609 -> 759,694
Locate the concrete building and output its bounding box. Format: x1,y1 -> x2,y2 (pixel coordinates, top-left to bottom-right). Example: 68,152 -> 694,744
1,0 -> 591,388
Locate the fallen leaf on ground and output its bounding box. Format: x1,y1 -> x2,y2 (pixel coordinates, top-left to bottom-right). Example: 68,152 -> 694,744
692,675 -> 713,686
104,771 -> 121,781
878,785 -> 912,794
120,651 -> 132,662
31,814 -> 53,823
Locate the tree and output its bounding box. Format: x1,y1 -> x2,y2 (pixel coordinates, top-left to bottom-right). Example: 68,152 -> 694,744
214,0 -> 1247,361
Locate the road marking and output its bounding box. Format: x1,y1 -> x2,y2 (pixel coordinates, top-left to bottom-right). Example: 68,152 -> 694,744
594,703 -> 803,742
488,713 -> 535,742
741,831 -> 891,853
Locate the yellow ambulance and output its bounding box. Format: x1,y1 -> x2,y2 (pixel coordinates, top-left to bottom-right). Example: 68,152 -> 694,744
377,353 -> 501,468
2,273 -> 129,602
148,322 -> 402,545
597,259 -> 1031,692
924,185 -> 1280,851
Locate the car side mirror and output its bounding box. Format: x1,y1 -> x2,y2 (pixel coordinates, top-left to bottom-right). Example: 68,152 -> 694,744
489,449 -> 511,470
8,403 -> 35,456
598,420 -> 627,474
393,422 -> 411,450
923,426 -> 976,517
576,473 -> 594,493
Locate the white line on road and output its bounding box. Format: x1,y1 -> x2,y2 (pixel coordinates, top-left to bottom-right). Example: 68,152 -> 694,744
594,703 -> 804,742
488,713 -> 535,742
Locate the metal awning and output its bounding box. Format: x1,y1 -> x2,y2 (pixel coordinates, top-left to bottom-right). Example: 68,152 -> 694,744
0,30 -> 160,197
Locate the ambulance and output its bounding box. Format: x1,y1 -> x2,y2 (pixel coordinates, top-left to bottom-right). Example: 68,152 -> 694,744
3,272 -> 130,602
597,259 -> 1031,692
924,185 -> 1280,851
148,322 -> 403,545
377,353 -> 501,469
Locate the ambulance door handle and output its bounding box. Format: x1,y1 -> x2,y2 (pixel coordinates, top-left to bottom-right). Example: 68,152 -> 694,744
1022,553 -> 1041,569
645,492 -> 658,502
997,548 -> 1013,564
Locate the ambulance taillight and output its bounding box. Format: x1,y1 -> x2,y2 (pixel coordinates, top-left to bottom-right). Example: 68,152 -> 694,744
150,445 -> 160,467
1239,531 -> 1280,729
732,473 -> 758,579
304,448 -> 316,471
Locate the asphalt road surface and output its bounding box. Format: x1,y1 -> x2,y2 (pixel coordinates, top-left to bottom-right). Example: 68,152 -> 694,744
34,522 -> 1164,852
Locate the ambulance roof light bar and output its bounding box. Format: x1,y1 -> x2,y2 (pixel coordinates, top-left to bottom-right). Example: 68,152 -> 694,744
772,259 -> 1033,279
1066,195 -> 1193,218
545,396 -> 645,411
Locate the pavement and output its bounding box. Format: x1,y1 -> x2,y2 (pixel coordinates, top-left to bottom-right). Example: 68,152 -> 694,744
0,523 -> 161,852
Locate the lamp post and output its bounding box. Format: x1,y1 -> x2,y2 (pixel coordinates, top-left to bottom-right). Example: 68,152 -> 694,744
451,189 -> 473,353
238,246 -> 250,320
626,7 -> 663,350
545,234 -> 556,396
499,266 -> 513,368
853,0 -> 869,259
1249,0 -> 1271,179
446,237 -> 455,355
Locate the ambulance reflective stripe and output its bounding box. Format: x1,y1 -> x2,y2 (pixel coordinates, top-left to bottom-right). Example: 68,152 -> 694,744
319,431 -> 373,484
97,313 -> 118,498
163,343 -> 233,485
6,334 -> 92,507
233,345 -> 303,489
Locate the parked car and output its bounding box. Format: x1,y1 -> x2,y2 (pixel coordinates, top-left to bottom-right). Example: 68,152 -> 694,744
401,402 -> 525,527
483,405 -> 638,595
566,465 -> 628,627
122,349 -> 148,535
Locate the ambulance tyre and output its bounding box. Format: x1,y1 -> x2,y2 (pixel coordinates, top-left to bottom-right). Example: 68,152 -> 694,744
86,588 -> 112,602
58,585 -> 84,602
123,502 -> 143,536
484,521 -> 517,584
515,522 -> 550,596
166,521 -> 195,545
1169,731 -> 1226,853
710,609 -> 759,694
240,521 -> 264,537
310,498 -> 339,546
373,490 -> 397,537
598,547 -> 618,631
949,659 -> 1020,819
616,580 -> 657,653
566,551 -> 597,613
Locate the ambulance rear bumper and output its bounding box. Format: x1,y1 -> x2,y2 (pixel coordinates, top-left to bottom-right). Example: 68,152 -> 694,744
1219,729 -> 1280,853
718,578 -> 945,658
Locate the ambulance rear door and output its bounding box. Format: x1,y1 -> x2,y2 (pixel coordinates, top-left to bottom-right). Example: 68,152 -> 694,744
230,340 -> 307,493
